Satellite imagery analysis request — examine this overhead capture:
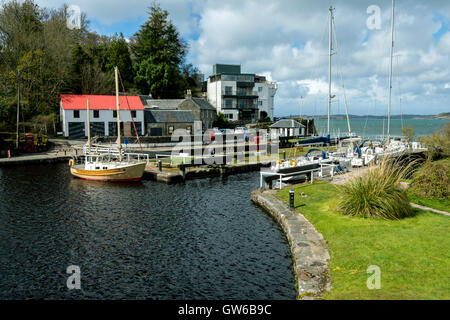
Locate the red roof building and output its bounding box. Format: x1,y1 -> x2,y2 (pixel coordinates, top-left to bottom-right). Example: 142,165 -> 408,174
60,94 -> 144,110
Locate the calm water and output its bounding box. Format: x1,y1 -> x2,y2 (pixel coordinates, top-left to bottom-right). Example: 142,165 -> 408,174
315,118 -> 449,138
0,164 -> 295,300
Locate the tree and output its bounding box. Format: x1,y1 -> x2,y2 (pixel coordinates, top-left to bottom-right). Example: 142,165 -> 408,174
105,34 -> 134,89
132,3 -> 187,98
401,125 -> 415,145
213,113 -> 231,129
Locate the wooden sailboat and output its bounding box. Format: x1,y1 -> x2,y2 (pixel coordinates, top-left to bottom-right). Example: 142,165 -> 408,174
69,67 -> 146,182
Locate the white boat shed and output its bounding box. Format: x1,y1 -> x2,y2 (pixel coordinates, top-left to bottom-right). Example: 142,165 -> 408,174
270,119 -> 306,137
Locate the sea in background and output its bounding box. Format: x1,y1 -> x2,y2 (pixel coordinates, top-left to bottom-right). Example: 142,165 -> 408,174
314,118 -> 449,139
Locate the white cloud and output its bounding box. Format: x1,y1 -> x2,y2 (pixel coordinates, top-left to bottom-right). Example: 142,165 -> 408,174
31,0 -> 450,115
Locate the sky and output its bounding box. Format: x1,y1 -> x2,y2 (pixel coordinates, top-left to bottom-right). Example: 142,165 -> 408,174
31,0 -> 450,116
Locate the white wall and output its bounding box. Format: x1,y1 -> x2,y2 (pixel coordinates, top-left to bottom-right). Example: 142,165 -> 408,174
208,76 -> 277,121
255,82 -> 277,120
62,109 -> 145,137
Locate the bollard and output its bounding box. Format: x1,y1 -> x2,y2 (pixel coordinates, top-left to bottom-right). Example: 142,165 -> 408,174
158,160 -> 162,172
7,150 -> 11,158
283,150 -> 286,161
289,189 -> 295,210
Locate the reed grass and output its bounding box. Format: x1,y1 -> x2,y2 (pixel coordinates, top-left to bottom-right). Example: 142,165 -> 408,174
338,158 -> 416,220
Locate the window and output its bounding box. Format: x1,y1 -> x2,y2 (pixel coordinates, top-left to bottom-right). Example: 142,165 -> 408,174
131,110 -> 136,118
225,99 -> 232,108
259,101 -> 263,106
73,110 -> 80,118
228,114 -> 233,120
93,110 -> 99,118
237,87 -> 246,96
113,110 -> 117,118
225,86 -> 233,95
258,87 -> 263,92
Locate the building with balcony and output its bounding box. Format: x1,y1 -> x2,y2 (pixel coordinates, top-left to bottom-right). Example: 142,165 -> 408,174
206,64 -> 277,123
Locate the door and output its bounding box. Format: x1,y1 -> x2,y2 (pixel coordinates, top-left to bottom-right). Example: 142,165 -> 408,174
68,122 -> 85,139
150,127 -> 163,136
90,122 -> 105,136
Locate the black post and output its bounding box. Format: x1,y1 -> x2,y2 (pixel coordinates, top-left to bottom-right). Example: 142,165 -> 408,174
158,160 -> 162,172
283,150 -> 286,161
289,189 -> 295,210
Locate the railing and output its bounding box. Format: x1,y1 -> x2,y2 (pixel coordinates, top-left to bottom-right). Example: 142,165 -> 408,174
222,89 -> 258,97
83,145 -> 150,164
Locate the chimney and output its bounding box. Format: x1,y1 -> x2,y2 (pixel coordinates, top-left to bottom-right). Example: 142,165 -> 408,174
186,89 -> 192,99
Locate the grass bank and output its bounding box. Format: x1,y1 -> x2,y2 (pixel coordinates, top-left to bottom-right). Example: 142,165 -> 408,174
277,182 -> 450,300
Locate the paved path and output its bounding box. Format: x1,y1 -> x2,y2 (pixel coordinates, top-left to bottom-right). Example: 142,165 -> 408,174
330,167 -> 370,185
410,203 -> 450,217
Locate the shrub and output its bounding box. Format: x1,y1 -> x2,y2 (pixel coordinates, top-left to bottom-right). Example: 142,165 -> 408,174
338,158 -> 415,220
410,159 -> 450,200
420,123 -> 450,161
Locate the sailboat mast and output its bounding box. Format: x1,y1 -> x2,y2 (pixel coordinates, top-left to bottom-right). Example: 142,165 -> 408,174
86,98 -> 91,153
387,0 -> 395,141
115,66 -> 122,161
16,70 -> 20,149
327,6 -> 333,136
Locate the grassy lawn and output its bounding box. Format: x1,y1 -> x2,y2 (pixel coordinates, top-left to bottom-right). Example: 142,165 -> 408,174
277,182 -> 450,300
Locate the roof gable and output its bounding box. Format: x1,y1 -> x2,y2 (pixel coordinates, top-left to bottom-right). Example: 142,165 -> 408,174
270,119 -> 305,128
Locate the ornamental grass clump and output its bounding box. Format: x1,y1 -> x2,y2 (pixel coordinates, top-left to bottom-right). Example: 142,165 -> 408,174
338,158 -> 415,220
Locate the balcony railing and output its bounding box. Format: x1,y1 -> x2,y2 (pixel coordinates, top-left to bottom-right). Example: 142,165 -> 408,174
222,89 -> 259,97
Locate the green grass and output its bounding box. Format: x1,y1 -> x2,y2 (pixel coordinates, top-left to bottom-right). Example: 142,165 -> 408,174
277,182 -> 450,300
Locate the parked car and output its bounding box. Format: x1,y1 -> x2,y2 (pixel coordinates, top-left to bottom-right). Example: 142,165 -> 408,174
234,126 -> 247,133
220,129 -> 234,135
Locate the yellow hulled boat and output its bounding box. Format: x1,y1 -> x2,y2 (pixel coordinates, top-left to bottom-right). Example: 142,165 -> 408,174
69,155 -> 146,182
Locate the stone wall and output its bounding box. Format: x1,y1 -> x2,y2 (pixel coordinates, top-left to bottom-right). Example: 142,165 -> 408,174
251,189 -> 331,299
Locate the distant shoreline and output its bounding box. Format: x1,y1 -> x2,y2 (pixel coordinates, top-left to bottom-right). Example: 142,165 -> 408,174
278,114 -> 450,120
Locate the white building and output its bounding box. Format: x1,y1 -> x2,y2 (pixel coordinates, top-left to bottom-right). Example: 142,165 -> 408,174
206,64 -> 277,122
270,119 -> 306,137
60,94 -> 145,139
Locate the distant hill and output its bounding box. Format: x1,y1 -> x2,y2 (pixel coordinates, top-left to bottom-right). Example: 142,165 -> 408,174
435,113 -> 450,120
280,114 -> 449,120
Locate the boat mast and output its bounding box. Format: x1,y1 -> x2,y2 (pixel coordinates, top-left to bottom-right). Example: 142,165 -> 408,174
387,0 -> 395,141
86,98 -> 91,153
16,70 -> 20,149
327,6 -> 334,136
115,66 -> 122,161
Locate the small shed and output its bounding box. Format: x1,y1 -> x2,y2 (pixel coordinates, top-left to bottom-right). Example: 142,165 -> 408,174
270,119 -> 305,137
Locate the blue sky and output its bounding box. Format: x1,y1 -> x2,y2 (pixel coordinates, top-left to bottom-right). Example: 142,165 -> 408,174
33,0 -> 450,116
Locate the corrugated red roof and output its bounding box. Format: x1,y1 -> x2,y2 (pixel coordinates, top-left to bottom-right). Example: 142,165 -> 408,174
61,94 -> 144,110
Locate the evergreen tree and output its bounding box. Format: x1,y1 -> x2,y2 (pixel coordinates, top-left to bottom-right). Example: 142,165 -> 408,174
105,34 -> 134,89
132,3 -> 187,98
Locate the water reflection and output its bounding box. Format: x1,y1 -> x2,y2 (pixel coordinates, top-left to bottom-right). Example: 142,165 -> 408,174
0,163 -> 295,299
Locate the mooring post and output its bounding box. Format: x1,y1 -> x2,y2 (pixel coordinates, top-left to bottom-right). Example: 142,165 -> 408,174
283,151 -> 286,161
158,160 -> 162,172
289,189 -> 295,210
180,166 -> 186,180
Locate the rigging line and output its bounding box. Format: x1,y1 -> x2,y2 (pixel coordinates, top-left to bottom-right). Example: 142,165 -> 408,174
332,14 -> 352,136
117,70 -> 144,155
